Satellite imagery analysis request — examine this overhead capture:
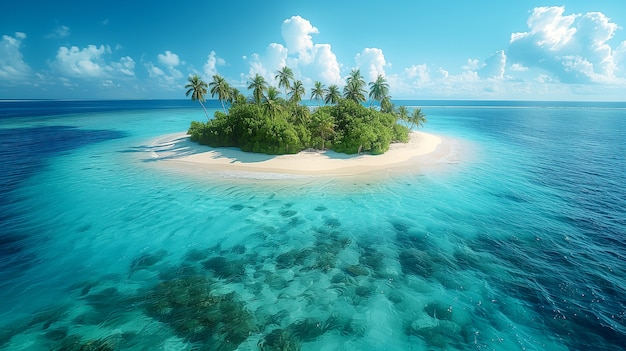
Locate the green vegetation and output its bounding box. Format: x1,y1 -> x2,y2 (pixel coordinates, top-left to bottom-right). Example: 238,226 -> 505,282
184,75 -> 209,120
186,67 -> 427,155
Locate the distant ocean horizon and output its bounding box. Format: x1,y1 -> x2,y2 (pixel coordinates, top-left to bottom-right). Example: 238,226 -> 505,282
2,98 -> 626,115
0,99 -> 624,350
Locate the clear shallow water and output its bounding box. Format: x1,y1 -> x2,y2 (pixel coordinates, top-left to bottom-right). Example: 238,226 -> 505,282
0,100 -> 624,350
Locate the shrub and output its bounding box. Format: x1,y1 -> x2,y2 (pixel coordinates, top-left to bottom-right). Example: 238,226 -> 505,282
187,99 -> 413,155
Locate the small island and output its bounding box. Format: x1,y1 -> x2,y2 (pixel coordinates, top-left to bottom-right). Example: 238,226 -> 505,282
145,67 -> 444,178
185,67 -> 427,155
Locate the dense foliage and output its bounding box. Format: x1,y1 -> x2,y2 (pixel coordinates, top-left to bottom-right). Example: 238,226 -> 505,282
186,69 -> 426,155
188,99 -> 410,155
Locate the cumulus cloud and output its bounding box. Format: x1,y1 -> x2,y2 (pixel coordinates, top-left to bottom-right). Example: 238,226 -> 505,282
248,43 -> 288,83
462,59 -> 481,71
146,62 -> 165,77
248,16 -> 341,87
158,50 -> 180,67
203,50 -> 226,78
309,43 -> 341,84
55,45 -> 110,77
111,56 -> 136,76
509,6 -> 625,84
53,44 -> 136,78
404,64 -> 430,82
479,50 -> 507,78
389,6 -> 626,100
145,50 -> 185,90
282,16 -> 318,58
0,32 -> 31,80
458,51 -> 506,79
355,48 -> 389,82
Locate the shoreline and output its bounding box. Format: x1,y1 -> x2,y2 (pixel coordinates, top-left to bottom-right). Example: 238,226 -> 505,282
143,131 -> 458,179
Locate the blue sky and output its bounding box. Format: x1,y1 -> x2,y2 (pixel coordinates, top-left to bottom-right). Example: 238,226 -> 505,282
1,1 -> 626,101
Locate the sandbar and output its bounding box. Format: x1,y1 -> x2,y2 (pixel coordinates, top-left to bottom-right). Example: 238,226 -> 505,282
144,131 -> 456,178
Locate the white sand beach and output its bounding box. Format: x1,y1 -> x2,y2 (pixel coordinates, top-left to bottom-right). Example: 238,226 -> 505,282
146,131 -> 454,178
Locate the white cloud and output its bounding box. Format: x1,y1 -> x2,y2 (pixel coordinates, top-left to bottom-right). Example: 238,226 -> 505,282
146,62 -> 165,77
53,44 -> 136,79
515,6 -> 578,50
355,48 -> 388,82
509,6 -> 625,84
536,73 -> 555,84
510,63 -> 529,72
54,45 -> 110,77
203,50 -> 226,78
248,43 -> 288,83
615,41 -> 626,74
145,51 -> 185,91
281,15 -> 318,59
0,32 -> 31,80
458,52 -> 506,79
462,58 -> 481,71
145,61 -> 179,90
310,44 -> 341,85
404,64 -> 430,82
111,56 -> 135,76
46,25 -> 70,39
479,50 -> 506,79
247,16 -> 341,88
383,6 -> 626,100
158,50 -> 180,67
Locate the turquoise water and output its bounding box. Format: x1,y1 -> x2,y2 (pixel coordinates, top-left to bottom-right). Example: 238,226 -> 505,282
0,100 -> 624,350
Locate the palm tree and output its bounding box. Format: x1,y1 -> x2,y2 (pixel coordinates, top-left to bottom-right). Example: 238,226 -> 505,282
290,104 -> 310,125
343,79 -> 367,103
247,73 -> 267,105
185,75 -> 209,120
208,74 -> 231,113
396,105 -> 409,123
227,87 -> 239,105
408,108 -> 428,130
368,74 -> 389,108
310,81 -> 326,107
275,66 -> 294,98
263,86 -> 283,119
288,80 -> 305,104
324,85 -> 341,105
312,112 -> 335,150
347,69 -> 366,88
381,96 -> 394,114
344,69 -> 366,103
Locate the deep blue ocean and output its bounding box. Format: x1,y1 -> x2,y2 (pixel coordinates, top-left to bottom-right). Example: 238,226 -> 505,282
0,99 -> 624,350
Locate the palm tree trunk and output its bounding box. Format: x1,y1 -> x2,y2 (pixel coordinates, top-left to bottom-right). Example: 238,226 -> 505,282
199,101 -> 209,120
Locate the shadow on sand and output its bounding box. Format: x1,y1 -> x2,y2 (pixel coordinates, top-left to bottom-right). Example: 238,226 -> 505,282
130,133 -> 360,164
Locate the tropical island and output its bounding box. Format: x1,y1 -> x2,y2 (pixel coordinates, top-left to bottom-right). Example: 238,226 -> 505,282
185,67 -> 427,155
145,67 -> 442,178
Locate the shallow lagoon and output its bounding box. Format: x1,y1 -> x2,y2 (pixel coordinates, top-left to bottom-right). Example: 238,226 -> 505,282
0,100 -> 624,350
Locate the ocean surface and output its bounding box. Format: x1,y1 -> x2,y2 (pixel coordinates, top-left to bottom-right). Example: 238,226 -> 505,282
0,99 -> 624,350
